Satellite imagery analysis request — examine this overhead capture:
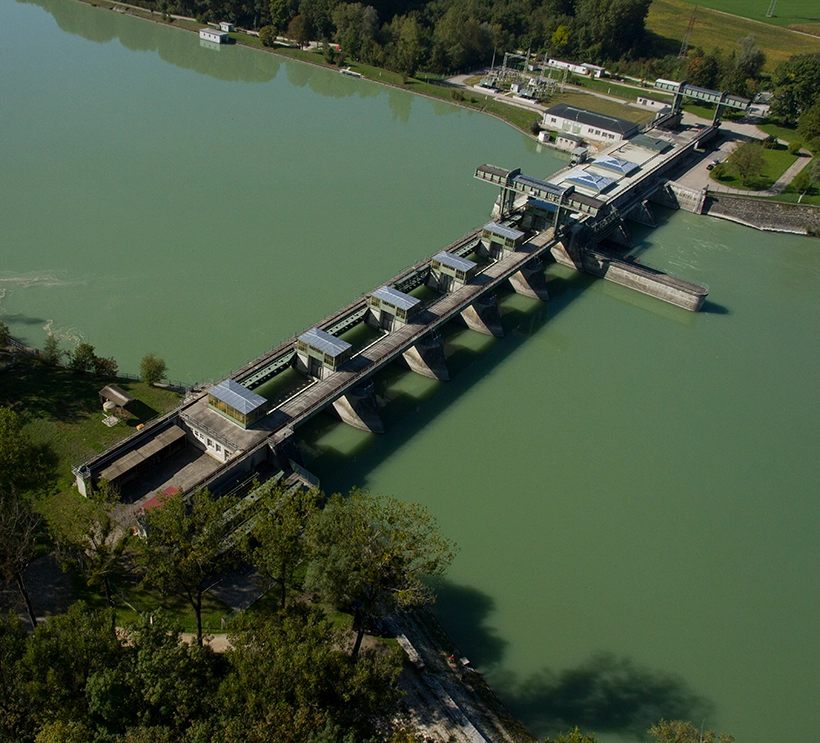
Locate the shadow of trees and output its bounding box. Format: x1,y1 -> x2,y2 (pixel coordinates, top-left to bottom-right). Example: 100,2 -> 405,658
501,653 -> 714,740
432,581 -> 507,667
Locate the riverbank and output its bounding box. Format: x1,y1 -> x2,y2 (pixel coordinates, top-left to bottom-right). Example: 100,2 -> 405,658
72,0 -> 541,137
703,192 -> 820,235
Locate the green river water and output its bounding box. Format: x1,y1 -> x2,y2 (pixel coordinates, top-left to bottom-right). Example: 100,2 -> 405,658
2,1 -> 818,739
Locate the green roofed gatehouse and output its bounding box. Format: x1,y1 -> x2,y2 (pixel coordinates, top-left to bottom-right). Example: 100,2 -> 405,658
296,327 -> 353,379
367,285 -> 422,331
207,378 -> 267,429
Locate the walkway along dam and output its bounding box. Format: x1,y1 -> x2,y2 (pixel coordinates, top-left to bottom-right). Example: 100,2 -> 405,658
74,116 -> 716,512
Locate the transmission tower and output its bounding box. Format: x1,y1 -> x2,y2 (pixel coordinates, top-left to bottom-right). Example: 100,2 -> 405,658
679,7 -> 697,57
766,0 -> 777,17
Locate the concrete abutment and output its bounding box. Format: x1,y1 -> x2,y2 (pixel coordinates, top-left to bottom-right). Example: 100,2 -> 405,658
331,380 -> 384,434
400,332 -> 449,381
460,294 -> 504,337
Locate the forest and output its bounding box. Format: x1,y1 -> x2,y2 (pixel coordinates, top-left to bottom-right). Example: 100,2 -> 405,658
146,0 -> 655,76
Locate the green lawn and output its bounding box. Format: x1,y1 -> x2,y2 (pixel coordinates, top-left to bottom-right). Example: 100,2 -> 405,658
711,142 -> 798,189
570,76 -> 673,103
546,91 -> 654,123
0,358 -> 181,491
647,0 -> 820,71
666,0 -> 820,31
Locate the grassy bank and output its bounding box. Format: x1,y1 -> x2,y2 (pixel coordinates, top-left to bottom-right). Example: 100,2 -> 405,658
647,0 -> 820,71
0,356 -> 181,492
660,0 -> 820,33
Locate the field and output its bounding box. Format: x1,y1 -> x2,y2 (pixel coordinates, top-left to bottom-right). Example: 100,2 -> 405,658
646,0 -> 820,71
669,0 -> 820,31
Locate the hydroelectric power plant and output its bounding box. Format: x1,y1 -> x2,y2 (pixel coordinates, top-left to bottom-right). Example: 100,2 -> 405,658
75,114 -> 718,510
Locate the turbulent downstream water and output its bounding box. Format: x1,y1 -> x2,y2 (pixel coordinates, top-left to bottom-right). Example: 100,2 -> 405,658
2,1 -> 818,740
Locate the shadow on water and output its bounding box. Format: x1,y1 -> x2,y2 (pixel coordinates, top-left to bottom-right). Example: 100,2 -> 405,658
497,653 -> 715,740
700,299 -> 730,314
432,580 -> 508,667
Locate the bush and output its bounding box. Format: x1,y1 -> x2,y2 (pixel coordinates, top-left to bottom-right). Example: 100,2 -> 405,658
529,119 -> 542,135
788,141 -> 802,156
258,25 -> 276,47
451,90 -> 464,102
42,334 -> 61,365
140,353 -> 167,386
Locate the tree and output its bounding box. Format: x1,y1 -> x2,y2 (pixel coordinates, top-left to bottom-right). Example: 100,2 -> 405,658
771,53 -> 820,124
0,489 -> 40,629
42,334 -> 62,365
305,489 -> 456,659
52,481 -> 130,631
686,54 -> 719,90
0,321 -> 9,350
648,719 -> 734,743
287,14 -> 309,47
220,605 -> 402,741
0,610 -> 31,741
0,407 -> 48,492
138,489 -> 239,646
798,103 -> 820,152
269,0 -> 294,33
394,15 -> 424,79
68,342 -> 97,374
139,353 -> 167,386
727,140 -> 765,186
20,602 -> 121,731
258,24 -> 277,46
247,480 -> 321,609
545,727 -> 599,743
93,355 -> 119,379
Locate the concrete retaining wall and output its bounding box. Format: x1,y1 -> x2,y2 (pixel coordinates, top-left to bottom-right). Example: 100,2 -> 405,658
703,194 -> 820,235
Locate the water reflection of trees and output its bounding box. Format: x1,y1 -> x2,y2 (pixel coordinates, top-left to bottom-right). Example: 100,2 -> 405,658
20,0 -> 282,83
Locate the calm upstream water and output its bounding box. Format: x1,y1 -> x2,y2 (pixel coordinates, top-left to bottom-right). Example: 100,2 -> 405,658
2,1 -> 818,740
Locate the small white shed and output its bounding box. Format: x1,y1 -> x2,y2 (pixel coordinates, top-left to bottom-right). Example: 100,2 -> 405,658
219,21 -> 234,32
200,28 -> 229,43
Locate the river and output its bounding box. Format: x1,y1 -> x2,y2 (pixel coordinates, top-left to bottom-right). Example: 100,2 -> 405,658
2,1 -> 818,740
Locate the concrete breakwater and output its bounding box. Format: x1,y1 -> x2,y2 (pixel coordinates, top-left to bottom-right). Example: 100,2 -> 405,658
703,193 -> 820,235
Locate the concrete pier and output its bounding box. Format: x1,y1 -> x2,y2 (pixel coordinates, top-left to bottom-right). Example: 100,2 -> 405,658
331,380 -> 384,433
401,333 -> 449,381
461,294 -> 504,337
509,258 -> 550,300
625,199 -> 656,227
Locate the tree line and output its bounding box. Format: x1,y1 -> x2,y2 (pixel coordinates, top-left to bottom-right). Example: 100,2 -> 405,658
141,0 -> 654,77
0,402 -> 456,741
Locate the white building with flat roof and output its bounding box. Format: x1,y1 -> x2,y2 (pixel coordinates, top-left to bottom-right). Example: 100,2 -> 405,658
200,28 -> 229,43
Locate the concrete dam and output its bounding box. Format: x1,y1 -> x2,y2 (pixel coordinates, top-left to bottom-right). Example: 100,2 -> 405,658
74,117 -> 715,508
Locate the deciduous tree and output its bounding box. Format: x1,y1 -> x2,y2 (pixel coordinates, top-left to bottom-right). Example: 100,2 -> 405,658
69,342 -> 97,374
305,489 -> 456,659
648,719 -> 734,743
0,321 -> 9,350
247,480 -> 321,609
42,334 -> 62,365
139,353 -> 167,386
0,489 -> 40,629
728,140 -> 765,186
138,489 -> 238,646
52,481 -> 130,630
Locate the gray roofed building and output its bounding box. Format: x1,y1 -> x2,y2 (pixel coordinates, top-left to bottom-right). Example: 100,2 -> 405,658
208,379 -> 266,415
371,285 -> 420,313
542,103 -> 639,142
298,328 -> 352,357
432,251 -> 476,274
483,222 -> 525,242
